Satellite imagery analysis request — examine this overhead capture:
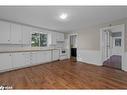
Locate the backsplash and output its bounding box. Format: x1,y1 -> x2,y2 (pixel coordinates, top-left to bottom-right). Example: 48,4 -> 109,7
0,38 -> 68,51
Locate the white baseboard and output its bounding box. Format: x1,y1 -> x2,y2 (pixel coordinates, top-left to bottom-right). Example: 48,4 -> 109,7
77,49 -> 102,66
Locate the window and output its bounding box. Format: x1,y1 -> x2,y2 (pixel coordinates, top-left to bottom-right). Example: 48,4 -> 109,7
115,38 -> 121,47
31,33 -> 48,47
40,34 -> 48,47
31,33 -> 40,47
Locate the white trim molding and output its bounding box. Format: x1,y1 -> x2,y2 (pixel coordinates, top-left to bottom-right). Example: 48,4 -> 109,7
122,52 -> 127,71
77,49 -> 102,66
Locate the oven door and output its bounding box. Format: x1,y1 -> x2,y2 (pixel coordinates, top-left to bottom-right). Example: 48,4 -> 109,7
60,49 -> 67,56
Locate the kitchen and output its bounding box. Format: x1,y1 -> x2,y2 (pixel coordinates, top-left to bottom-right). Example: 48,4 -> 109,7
0,6 -> 127,89
0,20 -> 68,73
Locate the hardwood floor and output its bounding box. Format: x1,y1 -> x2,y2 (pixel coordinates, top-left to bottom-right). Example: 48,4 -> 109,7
0,59 -> 127,89
103,55 -> 122,70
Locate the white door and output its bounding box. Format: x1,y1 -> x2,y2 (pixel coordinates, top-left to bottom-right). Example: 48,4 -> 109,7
12,52 -> 26,68
101,24 -> 124,69
0,53 -> 12,71
102,30 -> 111,61
0,21 -> 11,43
11,24 -> 22,44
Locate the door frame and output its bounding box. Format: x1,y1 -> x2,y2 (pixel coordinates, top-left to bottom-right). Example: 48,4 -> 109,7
68,33 -> 78,59
100,24 -> 125,68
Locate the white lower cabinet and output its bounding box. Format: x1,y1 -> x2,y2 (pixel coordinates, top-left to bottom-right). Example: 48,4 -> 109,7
0,53 -> 12,71
37,51 -> 44,64
29,51 -> 51,65
25,52 -> 31,66
52,50 -> 59,61
0,50 -> 57,73
37,51 -> 51,64
30,52 -> 38,65
44,51 -> 52,62
12,52 -> 26,68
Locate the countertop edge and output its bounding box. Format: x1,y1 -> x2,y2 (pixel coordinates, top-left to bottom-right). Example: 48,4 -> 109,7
0,49 -> 60,53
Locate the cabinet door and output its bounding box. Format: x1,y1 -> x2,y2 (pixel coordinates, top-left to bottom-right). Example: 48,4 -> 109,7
22,26 -> 31,45
37,51 -> 44,64
12,52 -> 26,68
45,51 -> 52,62
0,21 -> 11,43
0,53 -> 12,71
52,50 -> 59,61
24,52 -> 31,66
11,24 -> 22,44
59,33 -> 64,41
51,32 -> 57,44
30,52 -> 37,65
56,32 -> 59,41
37,51 -> 51,64
56,32 -> 64,41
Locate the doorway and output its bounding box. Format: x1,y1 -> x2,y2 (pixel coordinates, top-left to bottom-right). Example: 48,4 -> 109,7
70,35 -> 77,61
100,24 -> 125,70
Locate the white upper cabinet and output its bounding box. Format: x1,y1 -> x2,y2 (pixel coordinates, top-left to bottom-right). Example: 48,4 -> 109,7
0,20 -> 64,45
49,32 -> 64,45
0,53 -> 12,71
22,25 -> 31,45
0,21 -> 11,44
56,32 -> 64,42
50,31 -> 57,45
11,23 -> 22,44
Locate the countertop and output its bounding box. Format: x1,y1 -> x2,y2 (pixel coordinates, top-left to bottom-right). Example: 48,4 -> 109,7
0,47 -> 60,53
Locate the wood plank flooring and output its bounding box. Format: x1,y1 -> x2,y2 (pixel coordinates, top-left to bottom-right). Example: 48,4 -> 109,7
0,59 -> 127,89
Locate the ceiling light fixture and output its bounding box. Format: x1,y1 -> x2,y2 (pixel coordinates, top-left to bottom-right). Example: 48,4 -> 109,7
59,13 -> 68,20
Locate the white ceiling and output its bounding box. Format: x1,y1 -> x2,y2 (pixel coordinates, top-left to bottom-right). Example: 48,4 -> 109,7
0,6 -> 127,32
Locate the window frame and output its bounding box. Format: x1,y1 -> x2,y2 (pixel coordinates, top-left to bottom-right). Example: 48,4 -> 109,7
31,32 -> 49,47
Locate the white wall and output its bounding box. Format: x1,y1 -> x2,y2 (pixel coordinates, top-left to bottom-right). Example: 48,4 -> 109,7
77,49 -> 101,66
76,25 -> 101,66
77,26 -> 100,50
